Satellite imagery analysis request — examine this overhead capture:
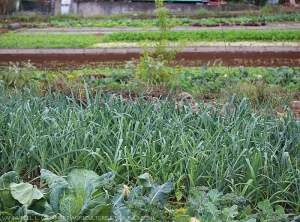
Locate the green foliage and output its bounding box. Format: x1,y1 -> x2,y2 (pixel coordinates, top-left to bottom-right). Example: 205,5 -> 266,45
0,61 -> 41,88
0,169 -> 114,221
175,188 -> 291,222
50,14 -> 82,21
197,9 -> 215,17
49,18 -> 157,28
0,172 -> 20,215
2,63 -> 299,94
264,66 -> 300,89
135,55 -> 174,85
6,14 -> 47,22
9,182 -> 43,206
80,66 -> 134,88
0,32 -> 100,49
6,13 -> 300,28
176,66 -> 300,100
177,66 -> 225,93
103,29 -> 300,42
0,85 -> 300,215
40,168 -> 114,220
246,199 -> 289,221
134,0 -> 181,86
111,173 -> 174,221
1,29 -> 299,49
0,170 -> 174,221
259,4 -> 297,14
0,171 -> 48,221
180,187 -> 246,222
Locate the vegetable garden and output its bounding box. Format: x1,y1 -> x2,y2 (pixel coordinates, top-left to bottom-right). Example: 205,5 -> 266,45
0,2 -> 300,222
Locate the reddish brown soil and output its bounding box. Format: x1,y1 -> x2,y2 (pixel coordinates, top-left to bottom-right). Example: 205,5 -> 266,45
1,51 -> 300,67
189,22 -> 267,27
84,74 -> 107,78
0,29 -> 8,34
94,33 -> 105,37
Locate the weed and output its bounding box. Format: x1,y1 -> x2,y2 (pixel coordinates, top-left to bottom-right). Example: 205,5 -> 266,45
134,0 -> 182,86
260,4 -> 299,14
50,13 -> 82,21
0,61 -> 40,88
197,9 -> 215,17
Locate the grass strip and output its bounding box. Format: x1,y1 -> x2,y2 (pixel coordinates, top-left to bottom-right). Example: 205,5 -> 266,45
103,29 -> 300,42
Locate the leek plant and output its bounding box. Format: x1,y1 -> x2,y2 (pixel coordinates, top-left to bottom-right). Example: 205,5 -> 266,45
0,86 -> 299,212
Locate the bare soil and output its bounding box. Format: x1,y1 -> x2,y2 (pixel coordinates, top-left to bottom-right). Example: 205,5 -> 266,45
0,48 -> 299,67
0,28 -> 8,34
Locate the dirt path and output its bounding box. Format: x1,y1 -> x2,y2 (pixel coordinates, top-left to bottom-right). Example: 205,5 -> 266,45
1,47 -> 299,67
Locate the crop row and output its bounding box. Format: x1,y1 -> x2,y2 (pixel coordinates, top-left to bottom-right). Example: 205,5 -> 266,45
2,168 -> 299,221
1,63 -> 299,107
0,33 -> 100,49
103,30 -> 300,42
67,66 -> 300,90
20,13 -> 300,28
80,66 -> 300,96
1,30 -> 299,49
1,84 -> 300,213
2,62 -> 299,94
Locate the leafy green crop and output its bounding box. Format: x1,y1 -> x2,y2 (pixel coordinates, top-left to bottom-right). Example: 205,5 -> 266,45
9,13 -> 300,28
0,84 -> 299,214
1,29 -> 299,49
0,169 -> 114,221
0,170 -> 174,221
179,187 -> 246,221
103,30 -> 300,42
0,33 -> 100,49
177,66 -> 300,93
174,187 -> 292,222
40,169 -> 114,221
2,169 -> 294,222
264,66 -> 300,89
111,173 -> 174,221
251,199 -> 289,222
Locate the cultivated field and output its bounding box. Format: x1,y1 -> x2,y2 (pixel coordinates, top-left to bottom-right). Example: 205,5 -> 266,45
0,3 -> 300,222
